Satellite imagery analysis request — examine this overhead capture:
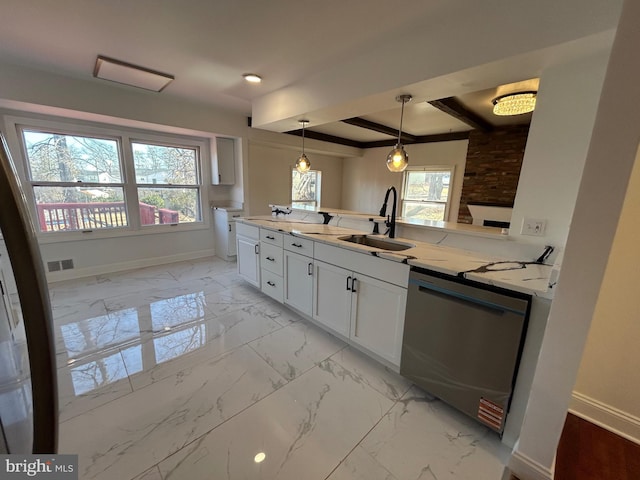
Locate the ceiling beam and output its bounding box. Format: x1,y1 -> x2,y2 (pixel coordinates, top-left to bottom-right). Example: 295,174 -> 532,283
363,131 -> 470,149
286,128 -> 365,148
428,97 -> 494,132
342,117 -> 417,143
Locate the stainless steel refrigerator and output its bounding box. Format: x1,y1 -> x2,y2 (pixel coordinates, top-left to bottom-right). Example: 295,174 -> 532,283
0,134 -> 58,453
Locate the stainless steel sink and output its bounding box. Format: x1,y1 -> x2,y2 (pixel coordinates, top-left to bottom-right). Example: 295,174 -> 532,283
338,235 -> 415,251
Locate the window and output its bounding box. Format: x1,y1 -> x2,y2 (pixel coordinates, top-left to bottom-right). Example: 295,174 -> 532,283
132,142 -> 201,225
291,169 -> 321,209
19,124 -> 205,235
401,167 -> 453,222
22,130 -> 127,232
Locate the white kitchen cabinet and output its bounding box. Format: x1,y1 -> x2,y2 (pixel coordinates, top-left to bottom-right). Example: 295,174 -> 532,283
236,223 -> 260,288
213,207 -> 243,261
313,260 -> 352,337
349,273 -> 407,366
284,250 -> 314,317
313,253 -> 408,366
212,137 -> 236,185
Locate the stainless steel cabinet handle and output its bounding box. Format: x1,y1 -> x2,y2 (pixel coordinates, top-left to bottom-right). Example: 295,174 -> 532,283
266,256 -> 275,262
346,276 -> 352,291
351,278 -> 357,293
308,262 -> 313,275
291,243 -> 303,248
267,281 -> 275,287
254,244 -> 259,255
228,224 -> 231,232
266,235 -> 275,240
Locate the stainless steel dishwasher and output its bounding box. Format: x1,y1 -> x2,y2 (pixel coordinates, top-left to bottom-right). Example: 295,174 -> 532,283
400,266 -> 531,434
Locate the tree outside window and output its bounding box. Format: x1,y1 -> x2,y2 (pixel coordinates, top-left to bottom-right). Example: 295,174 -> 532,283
401,167 -> 453,222
291,169 -> 321,209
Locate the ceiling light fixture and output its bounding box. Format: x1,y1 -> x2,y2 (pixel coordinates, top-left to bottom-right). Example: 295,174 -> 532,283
492,91 -> 537,116
93,55 -> 174,92
386,94 -> 412,172
243,73 -> 262,84
295,120 -> 311,173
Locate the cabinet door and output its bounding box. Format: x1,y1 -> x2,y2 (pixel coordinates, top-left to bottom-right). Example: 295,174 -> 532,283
284,251 -> 314,317
313,260 -> 351,337
350,273 -> 407,367
212,137 -> 235,185
236,236 -> 260,287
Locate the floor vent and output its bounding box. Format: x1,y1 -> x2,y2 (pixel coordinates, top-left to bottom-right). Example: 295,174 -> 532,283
47,259 -> 74,272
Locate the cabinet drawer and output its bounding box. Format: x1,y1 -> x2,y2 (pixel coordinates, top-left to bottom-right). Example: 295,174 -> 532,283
261,269 -> 284,303
260,242 -> 283,275
236,222 -> 259,240
284,235 -> 314,256
260,229 -> 284,247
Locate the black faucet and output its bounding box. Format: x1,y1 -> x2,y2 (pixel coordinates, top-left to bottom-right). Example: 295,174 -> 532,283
379,186 -> 398,238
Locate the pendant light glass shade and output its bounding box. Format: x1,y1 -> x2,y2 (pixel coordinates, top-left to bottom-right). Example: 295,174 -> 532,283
386,144 -> 409,172
386,94 -> 412,172
295,120 -> 311,173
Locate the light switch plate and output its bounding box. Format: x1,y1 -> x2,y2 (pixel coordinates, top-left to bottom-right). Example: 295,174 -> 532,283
521,218 -> 547,236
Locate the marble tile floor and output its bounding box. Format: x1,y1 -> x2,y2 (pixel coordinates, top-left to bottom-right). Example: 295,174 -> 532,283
49,256 -> 512,480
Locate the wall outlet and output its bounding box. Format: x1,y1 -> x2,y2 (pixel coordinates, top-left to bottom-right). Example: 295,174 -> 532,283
521,218 -> 547,236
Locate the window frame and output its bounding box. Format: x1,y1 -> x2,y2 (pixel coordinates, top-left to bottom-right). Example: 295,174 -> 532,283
8,115 -> 210,243
400,165 -> 455,222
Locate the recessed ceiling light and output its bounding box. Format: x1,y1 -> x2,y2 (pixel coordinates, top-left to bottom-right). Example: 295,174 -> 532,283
243,73 -> 262,84
94,55 -> 174,92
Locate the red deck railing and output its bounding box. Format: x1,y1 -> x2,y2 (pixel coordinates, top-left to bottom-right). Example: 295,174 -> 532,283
36,202 -> 179,232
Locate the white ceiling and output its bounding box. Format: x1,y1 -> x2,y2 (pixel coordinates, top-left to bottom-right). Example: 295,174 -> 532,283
0,0 -> 623,144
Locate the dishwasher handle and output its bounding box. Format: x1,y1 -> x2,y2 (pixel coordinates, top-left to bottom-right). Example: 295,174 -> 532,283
411,278 -> 527,316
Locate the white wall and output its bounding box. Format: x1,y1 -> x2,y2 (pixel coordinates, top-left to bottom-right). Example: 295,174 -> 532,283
341,140 -> 468,220
511,1 -> 640,478
570,145 -> 640,443
247,141 -> 345,216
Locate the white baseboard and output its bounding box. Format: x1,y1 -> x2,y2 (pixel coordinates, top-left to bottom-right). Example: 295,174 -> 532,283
46,249 -> 216,283
508,450 -> 553,480
570,391 -> 640,445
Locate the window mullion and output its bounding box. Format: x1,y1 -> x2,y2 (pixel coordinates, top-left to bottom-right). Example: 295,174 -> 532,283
121,135 -> 141,229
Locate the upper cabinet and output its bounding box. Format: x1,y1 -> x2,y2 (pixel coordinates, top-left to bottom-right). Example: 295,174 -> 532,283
212,137 -> 236,185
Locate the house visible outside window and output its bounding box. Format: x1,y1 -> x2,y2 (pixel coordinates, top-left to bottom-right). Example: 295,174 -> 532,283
291,169 -> 321,209
19,125 -> 204,234
401,166 -> 454,222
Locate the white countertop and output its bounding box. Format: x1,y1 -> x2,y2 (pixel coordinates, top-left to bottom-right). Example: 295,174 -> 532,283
239,216 -> 555,298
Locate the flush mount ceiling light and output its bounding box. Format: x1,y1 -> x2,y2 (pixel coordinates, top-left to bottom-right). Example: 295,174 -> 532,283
295,120 -> 311,173
93,55 -> 174,92
492,91 -> 537,116
243,73 -> 262,83
386,94 -> 412,172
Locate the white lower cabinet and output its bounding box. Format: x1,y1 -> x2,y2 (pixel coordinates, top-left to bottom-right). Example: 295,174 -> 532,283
284,250 -> 314,317
236,223 -> 260,288
349,273 -> 407,366
312,260 -> 352,337
312,260 -> 407,366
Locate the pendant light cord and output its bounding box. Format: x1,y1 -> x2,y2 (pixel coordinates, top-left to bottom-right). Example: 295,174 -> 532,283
301,121 -> 306,154
397,98 -> 405,145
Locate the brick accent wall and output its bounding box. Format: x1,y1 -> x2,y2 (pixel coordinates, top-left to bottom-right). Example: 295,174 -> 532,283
457,125 -> 530,224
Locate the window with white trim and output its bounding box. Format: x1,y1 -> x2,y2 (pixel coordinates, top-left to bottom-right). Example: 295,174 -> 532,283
19,124 -> 204,235
291,169 -> 321,209
401,166 -> 454,222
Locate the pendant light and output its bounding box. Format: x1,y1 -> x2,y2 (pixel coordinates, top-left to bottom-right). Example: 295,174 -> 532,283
295,120 -> 311,173
386,94 -> 412,172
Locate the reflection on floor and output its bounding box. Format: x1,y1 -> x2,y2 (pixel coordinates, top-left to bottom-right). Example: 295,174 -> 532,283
51,257 -> 511,480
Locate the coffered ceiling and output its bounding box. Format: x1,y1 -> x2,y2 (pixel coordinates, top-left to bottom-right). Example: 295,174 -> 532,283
0,0 -> 623,144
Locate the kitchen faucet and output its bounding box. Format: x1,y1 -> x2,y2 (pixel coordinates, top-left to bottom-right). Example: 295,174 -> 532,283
379,186 -> 398,238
